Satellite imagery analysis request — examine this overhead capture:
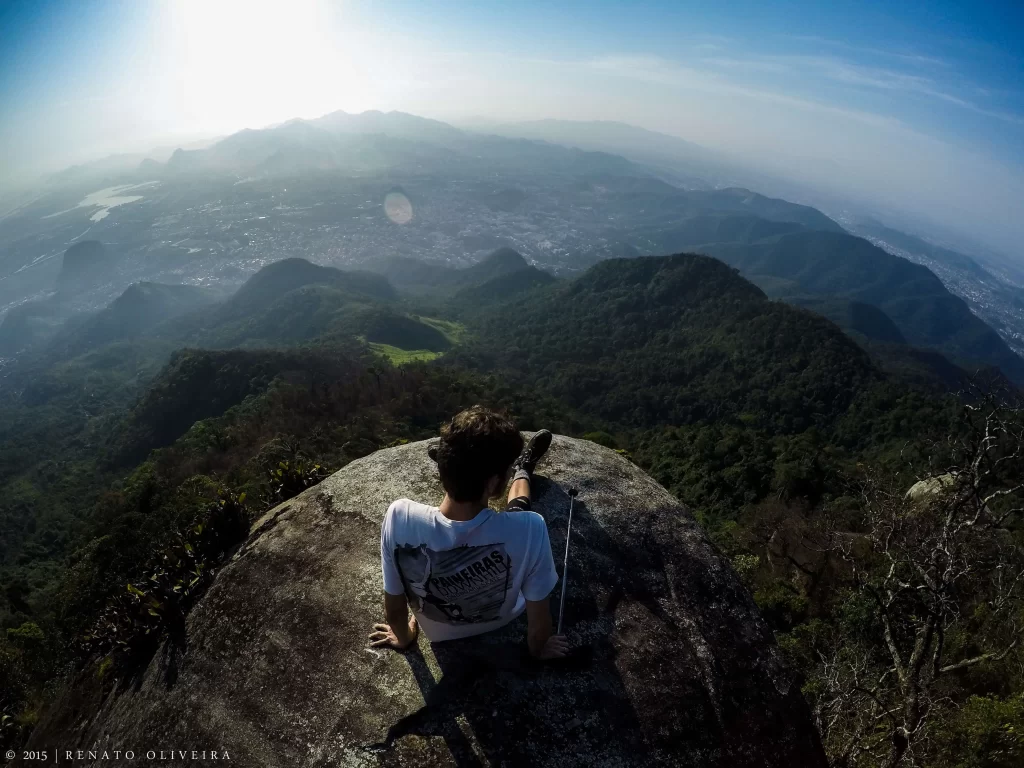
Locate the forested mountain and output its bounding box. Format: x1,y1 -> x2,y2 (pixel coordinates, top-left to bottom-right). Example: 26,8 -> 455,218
638,213 -> 805,253
454,263 -> 557,304
0,0 -> 1018,745
454,254 -> 878,432
614,210 -> 1024,386
848,217 -> 1024,361
110,345 -> 365,464
364,246 -> 535,295
218,257 -> 395,315
699,230 -> 1024,384
788,297 -> 906,345
679,189 -> 844,233
44,282 -> 219,358
136,259 -> 400,350
55,241 -> 114,296
3,282 -> 216,363
0,251 -> 877,617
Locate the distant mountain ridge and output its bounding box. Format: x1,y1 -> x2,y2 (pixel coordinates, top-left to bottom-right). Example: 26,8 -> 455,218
683,190 -> 843,233
4,250 -> 543,371
218,258 -> 395,319
639,214 -> 806,255
475,117 -> 737,188
849,218 -> 1024,360
310,109 -> 465,143
159,111 -> 644,178
364,247 -> 538,295
25,108 -> 1019,390
557,174 -> 845,235
46,282 -> 219,357
698,229 -> 1024,385
853,219 -> 990,278
482,118 -> 713,163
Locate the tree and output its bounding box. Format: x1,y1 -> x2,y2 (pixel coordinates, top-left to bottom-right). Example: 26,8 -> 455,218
815,393 -> 1024,766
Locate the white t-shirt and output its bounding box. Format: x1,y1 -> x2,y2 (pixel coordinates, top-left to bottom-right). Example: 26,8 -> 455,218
380,498 -> 559,642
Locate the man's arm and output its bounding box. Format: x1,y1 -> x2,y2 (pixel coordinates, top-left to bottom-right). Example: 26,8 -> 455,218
368,592 -> 418,650
523,514 -> 567,660
526,596 -> 568,660
372,503 -> 417,650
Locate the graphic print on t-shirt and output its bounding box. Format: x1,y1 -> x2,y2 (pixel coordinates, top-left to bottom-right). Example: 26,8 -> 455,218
394,543 -> 512,624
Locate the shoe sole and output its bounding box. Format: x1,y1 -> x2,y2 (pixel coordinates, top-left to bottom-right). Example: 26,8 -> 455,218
523,429 -> 552,469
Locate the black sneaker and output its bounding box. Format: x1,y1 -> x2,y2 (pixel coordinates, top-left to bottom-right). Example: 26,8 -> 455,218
512,430 -> 552,476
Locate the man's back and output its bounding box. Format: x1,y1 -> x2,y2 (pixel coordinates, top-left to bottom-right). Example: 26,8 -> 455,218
370,412 -> 565,659
381,498 -> 558,642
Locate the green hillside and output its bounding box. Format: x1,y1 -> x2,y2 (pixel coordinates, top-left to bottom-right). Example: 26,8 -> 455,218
616,210 -> 1024,387
218,258 -> 395,319
45,282 -> 219,357
454,253 -> 879,432
110,344 -> 363,465
453,264 -> 557,304
788,297 -> 906,345
700,230 -> 1024,384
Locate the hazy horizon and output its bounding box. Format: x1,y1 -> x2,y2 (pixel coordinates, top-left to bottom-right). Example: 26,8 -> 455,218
2,0 -> 1022,256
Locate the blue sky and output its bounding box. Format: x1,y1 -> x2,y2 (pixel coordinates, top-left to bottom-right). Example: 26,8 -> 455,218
374,0 -> 1024,162
1,0 -> 1022,252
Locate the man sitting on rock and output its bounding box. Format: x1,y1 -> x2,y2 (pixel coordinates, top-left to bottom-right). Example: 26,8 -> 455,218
369,406 -> 568,660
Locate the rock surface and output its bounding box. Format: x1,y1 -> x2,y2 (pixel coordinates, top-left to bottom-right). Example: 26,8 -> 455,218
30,436 -> 827,766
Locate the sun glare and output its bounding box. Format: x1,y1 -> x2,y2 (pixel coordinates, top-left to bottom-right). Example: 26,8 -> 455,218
163,0 -> 369,133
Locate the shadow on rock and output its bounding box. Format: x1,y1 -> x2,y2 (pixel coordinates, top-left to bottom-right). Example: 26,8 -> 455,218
367,476 -> 716,767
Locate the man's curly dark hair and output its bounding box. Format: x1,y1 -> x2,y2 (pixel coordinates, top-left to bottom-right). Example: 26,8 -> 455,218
436,406 -> 523,502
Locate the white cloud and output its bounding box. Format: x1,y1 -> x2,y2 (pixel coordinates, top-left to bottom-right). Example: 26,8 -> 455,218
697,49 -> 1024,126
582,54 -> 909,131
785,35 -> 951,69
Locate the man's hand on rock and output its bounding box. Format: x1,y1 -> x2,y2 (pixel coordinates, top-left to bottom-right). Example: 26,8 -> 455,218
368,615 -> 418,650
536,633 -> 569,660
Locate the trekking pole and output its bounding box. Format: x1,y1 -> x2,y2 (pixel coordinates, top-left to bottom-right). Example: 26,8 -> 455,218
556,487 -> 578,635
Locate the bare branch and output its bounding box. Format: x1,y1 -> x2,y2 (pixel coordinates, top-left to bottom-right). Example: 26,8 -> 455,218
939,637 -> 1020,675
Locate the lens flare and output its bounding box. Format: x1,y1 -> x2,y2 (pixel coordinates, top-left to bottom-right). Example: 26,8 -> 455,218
384,191 -> 413,225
